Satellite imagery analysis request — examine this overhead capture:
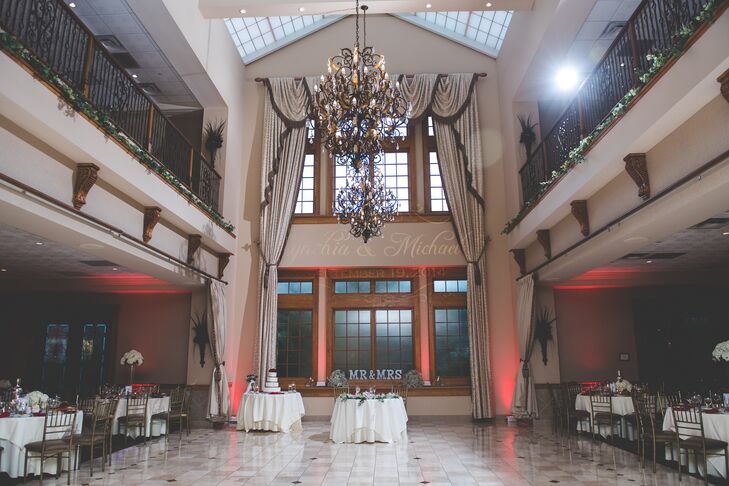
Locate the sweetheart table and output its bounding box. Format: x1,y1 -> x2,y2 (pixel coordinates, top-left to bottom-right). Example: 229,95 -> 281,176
0,412 -> 83,478
330,395 -> 408,443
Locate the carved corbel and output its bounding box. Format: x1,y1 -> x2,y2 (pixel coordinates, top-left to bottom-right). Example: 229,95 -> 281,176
218,252 -> 232,279
142,206 -> 162,243
536,229 -> 551,259
719,68 -> 729,104
510,249 -> 526,276
624,153 -> 650,200
72,163 -> 100,210
187,234 -> 202,264
570,200 -> 589,237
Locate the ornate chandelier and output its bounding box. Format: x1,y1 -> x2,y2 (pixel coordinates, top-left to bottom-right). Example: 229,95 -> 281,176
313,0 -> 408,242
334,158 -> 398,243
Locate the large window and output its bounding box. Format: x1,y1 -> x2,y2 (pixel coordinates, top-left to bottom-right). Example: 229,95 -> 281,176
294,120 -> 319,215
428,268 -> 469,383
276,271 -> 317,379
424,117 -> 449,213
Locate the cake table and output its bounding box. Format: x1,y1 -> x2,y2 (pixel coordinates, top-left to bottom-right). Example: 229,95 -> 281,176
236,391 -> 305,433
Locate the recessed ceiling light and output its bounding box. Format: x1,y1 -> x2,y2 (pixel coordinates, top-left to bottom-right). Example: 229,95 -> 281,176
112,267 -> 119,271
723,231 -> 729,236
131,74 -> 138,79
555,65 -> 579,91
486,2 -> 493,7
0,268 -> 7,272
35,241 -> 44,246
69,2 -> 76,7
299,7 -> 305,12
239,8 -> 247,14
426,3 -> 432,8
646,260 -> 653,264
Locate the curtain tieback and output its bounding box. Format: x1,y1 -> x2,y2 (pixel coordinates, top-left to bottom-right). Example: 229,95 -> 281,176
256,243 -> 276,289
520,360 -> 530,379
466,241 -> 489,285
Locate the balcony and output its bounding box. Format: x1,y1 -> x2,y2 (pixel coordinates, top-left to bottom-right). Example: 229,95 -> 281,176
0,0 -> 222,216
516,0 -> 724,223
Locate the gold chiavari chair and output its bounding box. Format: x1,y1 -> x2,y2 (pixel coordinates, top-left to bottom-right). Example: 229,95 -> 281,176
633,393 -> 675,472
564,383 -> 590,435
152,387 -> 184,438
105,398 -> 120,466
390,385 -> 407,409
589,391 -> 622,442
23,410 -> 77,485
550,384 -> 567,434
74,400 -> 112,476
672,405 -> 729,485
117,394 -> 149,445
333,385 -> 350,402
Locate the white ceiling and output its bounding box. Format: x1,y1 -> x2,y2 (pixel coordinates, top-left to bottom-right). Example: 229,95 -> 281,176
65,0 -> 202,113
0,223 -> 190,293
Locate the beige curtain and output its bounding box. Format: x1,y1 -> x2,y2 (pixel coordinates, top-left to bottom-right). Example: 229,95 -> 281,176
401,74 -> 493,419
255,77 -> 312,382
511,274 -> 538,418
207,280 -> 229,418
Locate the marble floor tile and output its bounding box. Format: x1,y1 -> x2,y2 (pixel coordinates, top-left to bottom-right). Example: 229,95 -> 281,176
26,419 -> 712,486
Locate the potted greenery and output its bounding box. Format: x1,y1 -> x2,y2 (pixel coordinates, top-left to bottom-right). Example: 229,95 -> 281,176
204,119 -> 226,165
534,306 -> 555,365
517,114 -> 538,160
191,312 -> 210,368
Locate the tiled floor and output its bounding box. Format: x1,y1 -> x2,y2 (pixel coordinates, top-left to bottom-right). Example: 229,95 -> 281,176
35,420 -> 704,486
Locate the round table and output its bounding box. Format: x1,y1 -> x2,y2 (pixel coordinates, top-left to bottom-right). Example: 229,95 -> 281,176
575,394 -> 636,438
330,396 -> 408,443
0,411 -> 83,478
236,392 -> 305,433
663,407 -> 729,479
111,396 -> 170,438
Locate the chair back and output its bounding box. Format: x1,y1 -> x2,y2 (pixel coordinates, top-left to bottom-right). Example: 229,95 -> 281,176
77,397 -> 97,416
88,400 -> 112,435
633,393 -> 658,435
125,394 -> 149,418
169,387 -> 185,414
589,392 -> 613,415
390,385 -> 403,395
42,410 -> 77,445
181,387 -> 192,414
551,384 -> 566,417
672,406 -> 705,439
566,382 -> 583,407
333,385 -> 350,398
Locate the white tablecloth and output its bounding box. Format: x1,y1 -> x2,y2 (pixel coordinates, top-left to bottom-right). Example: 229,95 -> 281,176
575,394 -> 635,438
330,397 -> 408,444
663,407 -> 729,479
236,392 -> 305,433
0,412 -> 83,478
112,397 -> 169,438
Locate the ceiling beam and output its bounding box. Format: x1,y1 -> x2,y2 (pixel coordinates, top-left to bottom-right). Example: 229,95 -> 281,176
199,0 -> 534,18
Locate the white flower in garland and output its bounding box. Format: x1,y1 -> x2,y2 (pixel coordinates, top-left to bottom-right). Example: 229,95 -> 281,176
712,340 -> 729,362
120,349 -> 144,366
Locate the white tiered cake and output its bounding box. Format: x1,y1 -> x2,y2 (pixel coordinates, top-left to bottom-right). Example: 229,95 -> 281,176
263,368 -> 280,392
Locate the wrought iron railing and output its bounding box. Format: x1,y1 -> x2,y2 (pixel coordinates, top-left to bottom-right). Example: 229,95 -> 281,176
0,0 -> 221,212
519,0 -> 720,206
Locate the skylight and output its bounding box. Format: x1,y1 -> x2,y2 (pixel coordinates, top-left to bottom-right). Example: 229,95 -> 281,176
395,11 -> 513,57
224,15 -> 342,64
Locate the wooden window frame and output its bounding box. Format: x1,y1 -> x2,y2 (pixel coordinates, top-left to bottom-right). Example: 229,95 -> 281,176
292,136 -> 321,220
422,119 -> 450,215
276,269 -> 319,383
325,267 -> 421,385
427,267 -> 469,385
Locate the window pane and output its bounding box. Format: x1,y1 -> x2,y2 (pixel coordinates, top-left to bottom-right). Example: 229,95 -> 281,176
278,281 -> 313,294
381,150 -> 410,212
434,279 -> 467,293
434,307 -> 469,377
333,308 -> 372,373
428,151 -> 448,212
276,310 -> 313,377
294,151 -> 315,214
374,308 -> 415,372
277,282 -> 289,294
374,280 -> 411,294
334,280 -> 369,294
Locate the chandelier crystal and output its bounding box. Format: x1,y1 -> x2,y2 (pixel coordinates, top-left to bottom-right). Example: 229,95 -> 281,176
333,160 -> 398,243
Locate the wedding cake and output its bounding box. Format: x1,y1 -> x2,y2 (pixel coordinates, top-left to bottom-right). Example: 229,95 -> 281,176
263,368 -> 280,392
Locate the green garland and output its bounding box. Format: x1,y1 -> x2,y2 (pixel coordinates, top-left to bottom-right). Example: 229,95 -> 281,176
0,33 -> 235,233
502,0 -> 721,235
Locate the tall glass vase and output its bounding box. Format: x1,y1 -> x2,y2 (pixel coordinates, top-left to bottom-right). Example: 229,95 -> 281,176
129,364 -> 135,385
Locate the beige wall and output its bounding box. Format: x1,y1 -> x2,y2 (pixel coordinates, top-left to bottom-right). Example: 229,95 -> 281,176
233,14 -> 519,415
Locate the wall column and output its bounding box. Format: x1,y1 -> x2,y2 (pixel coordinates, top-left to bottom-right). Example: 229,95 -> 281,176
418,268 -> 431,385
316,269 -> 328,386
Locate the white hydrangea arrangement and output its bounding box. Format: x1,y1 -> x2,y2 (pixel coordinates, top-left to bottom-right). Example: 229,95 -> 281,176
615,378 -> 632,394
402,369 -> 424,389
712,340 -> 729,362
120,349 -> 144,366
26,390 -> 49,412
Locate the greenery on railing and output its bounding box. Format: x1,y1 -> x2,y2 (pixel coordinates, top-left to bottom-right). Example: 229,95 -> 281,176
502,0 -> 722,235
0,32 -> 235,233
